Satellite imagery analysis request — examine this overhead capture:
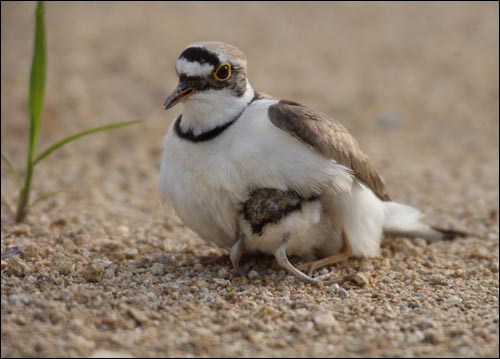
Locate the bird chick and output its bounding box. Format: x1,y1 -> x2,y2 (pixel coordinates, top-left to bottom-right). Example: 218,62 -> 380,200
230,188 -> 351,284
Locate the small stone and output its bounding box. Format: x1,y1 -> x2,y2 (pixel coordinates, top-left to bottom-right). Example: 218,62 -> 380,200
126,307 -> 148,325
51,218 -> 67,227
424,329 -> 447,344
248,270 -> 259,279
1,260 -> 7,270
117,225 -> 130,236
336,287 -> 348,298
488,262 -> 499,273
196,281 -> 210,288
103,267 -> 115,280
124,248 -> 138,259
445,296 -> 463,305
193,263 -> 203,271
69,333 -> 95,351
413,330 -> 426,343
52,253 -> 73,275
136,257 -> 151,268
303,321 -> 314,332
151,252 -> 169,265
413,238 -> 428,248
11,225 -> 31,237
312,311 -> 338,330
150,263 -> 164,276
90,349 -> 134,358
1,246 -> 23,259
429,275 -> 447,286
469,249 -> 490,260
350,272 -> 369,287
218,267 -> 230,278
21,244 -> 40,260
7,256 -> 31,277
359,260 -> 374,271
9,294 -> 31,304
83,261 -> 104,283
100,258 -> 113,268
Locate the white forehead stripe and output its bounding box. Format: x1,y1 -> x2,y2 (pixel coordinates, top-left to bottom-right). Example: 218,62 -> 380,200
176,58 -> 214,77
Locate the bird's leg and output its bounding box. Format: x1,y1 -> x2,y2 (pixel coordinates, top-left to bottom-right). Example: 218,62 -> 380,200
297,229 -> 352,276
275,234 -> 345,285
230,232 -> 245,274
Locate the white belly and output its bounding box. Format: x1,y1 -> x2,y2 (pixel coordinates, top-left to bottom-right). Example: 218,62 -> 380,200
159,99 -> 353,250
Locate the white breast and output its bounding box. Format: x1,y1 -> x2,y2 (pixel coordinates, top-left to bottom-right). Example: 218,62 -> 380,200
159,99 -> 353,249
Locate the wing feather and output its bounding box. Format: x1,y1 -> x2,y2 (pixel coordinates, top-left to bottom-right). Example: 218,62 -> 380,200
268,101 -> 390,201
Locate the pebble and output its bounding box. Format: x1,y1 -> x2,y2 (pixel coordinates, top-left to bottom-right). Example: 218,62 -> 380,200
410,330 -> 426,343
424,330 -> 447,344
429,275 -> 448,286
193,263 -> 203,272
100,258 -> 113,268
217,267 -> 230,278
151,252 -> 169,265
126,307 -> 149,325
10,225 -> 31,237
312,311 -> 338,331
350,272 -> 370,287
303,321 -> 314,332
197,281 -> 210,288
69,334 -> 95,351
469,249 -> 491,260
150,263 -> 164,276
7,256 -> 31,277
336,287 -> 348,298
90,349 -> 134,358
117,225 -> 130,236
52,253 -> 73,275
9,294 -> 31,305
21,244 -> 40,260
413,238 -> 428,248
82,261 -> 104,283
248,270 -> 259,279
445,296 -> 463,305
488,262 -> 499,273
124,248 -> 139,259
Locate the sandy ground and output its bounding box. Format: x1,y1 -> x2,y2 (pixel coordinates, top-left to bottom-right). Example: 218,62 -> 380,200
1,2 -> 499,357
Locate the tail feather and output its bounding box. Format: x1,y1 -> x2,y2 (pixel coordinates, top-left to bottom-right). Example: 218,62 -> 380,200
383,201 -> 471,241
430,226 -> 473,240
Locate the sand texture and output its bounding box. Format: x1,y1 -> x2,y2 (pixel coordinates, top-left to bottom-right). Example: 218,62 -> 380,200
1,2 -> 499,357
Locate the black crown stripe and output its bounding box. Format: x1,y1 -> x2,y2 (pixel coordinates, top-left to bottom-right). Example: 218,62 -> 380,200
179,47 -> 220,68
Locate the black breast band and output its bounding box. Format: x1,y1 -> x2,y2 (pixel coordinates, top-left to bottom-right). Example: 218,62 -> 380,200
174,91 -> 263,143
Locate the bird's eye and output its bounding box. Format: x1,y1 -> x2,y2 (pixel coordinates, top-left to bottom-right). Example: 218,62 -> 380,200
214,63 -> 231,81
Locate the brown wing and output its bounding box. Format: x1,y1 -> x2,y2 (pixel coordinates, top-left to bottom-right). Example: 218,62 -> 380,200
268,101 -> 390,201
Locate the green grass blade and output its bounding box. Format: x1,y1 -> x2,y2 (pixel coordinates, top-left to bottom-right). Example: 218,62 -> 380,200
16,1 -> 46,222
29,188 -> 77,208
29,1 -> 46,160
1,153 -> 22,186
33,120 -> 142,165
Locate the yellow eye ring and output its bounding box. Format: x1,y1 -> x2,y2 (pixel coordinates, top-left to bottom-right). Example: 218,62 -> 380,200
214,63 -> 232,81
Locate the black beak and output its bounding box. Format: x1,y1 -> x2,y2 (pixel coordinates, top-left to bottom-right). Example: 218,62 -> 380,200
164,81 -> 196,110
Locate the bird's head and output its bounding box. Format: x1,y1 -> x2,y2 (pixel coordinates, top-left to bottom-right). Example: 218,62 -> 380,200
164,42 -> 252,110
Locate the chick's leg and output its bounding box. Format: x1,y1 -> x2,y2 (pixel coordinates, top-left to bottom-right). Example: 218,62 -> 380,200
275,234 -> 344,285
230,232 -> 245,274
298,229 -> 352,276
